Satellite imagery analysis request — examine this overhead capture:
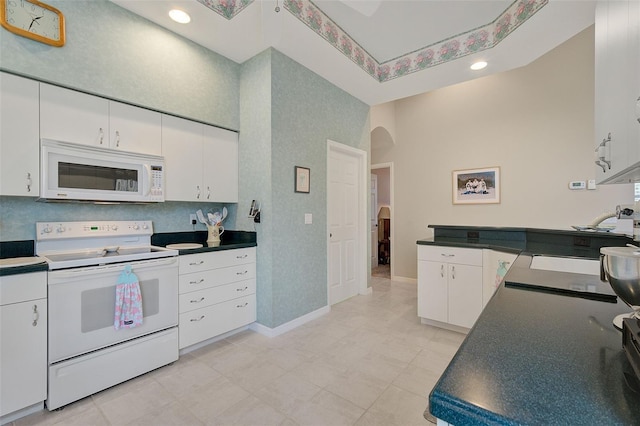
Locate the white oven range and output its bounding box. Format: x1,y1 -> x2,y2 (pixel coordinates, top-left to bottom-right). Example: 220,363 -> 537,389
36,220 -> 179,410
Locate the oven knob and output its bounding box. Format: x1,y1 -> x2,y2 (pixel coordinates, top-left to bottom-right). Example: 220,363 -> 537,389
111,224 -> 118,231
56,225 -> 65,233
132,224 -> 140,230
42,225 -> 52,234
142,223 -> 148,230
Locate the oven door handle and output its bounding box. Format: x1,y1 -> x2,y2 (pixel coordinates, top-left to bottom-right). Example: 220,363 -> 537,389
48,257 -> 178,278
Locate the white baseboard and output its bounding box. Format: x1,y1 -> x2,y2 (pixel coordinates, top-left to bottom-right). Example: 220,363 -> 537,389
249,305 -> 331,337
360,286 -> 373,295
179,325 -> 249,355
392,275 -> 417,284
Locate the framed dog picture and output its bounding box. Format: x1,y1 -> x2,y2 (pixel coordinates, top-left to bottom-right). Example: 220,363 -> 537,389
452,167 -> 500,204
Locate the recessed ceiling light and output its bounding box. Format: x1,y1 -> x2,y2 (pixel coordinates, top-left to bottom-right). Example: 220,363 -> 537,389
470,61 -> 488,71
169,9 -> 191,24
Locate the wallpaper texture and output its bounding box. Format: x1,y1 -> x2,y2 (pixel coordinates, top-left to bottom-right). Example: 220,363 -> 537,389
0,0 -> 371,330
0,0 -> 240,130
239,49 -> 370,328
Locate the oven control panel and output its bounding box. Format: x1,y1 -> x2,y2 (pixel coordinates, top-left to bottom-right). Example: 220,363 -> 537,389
36,220 -> 153,240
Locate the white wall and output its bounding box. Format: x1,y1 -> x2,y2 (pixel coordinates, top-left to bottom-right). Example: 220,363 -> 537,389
372,26 -> 634,280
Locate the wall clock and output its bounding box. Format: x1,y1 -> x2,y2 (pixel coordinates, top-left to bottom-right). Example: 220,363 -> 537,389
0,0 -> 65,47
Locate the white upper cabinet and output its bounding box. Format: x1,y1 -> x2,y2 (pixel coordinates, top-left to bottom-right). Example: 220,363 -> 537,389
162,115 -> 204,202
40,83 -> 109,147
595,0 -> 640,183
203,124 -> 238,203
162,114 -> 239,203
0,72 -> 40,196
108,101 -> 162,155
40,83 -> 161,155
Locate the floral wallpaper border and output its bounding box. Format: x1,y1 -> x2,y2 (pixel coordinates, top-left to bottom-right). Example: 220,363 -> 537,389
197,0 -> 254,20
198,0 -> 549,83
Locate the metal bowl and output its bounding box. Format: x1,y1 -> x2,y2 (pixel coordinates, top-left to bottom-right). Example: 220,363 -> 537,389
601,246 -> 640,311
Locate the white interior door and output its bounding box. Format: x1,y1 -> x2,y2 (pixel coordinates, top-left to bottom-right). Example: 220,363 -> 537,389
371,174 -> 378,268
328,142 -> 365,305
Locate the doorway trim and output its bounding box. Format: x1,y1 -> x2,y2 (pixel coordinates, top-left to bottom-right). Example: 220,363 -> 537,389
327,140 -> 369,301
371,162 -> 394,279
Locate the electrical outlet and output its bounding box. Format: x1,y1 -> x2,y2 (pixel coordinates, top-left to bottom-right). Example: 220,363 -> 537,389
189,214 -> 197,225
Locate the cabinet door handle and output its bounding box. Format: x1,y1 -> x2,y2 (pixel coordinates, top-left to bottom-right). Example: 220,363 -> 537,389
236,302 -> 249,308
98,127 -> 104,145
115,130 -> 120,147
189,278 -> 205,285
26,172 -> 32,192
451,265 -> 456,280
236,286 -> 248,292
441,253 -> 455,257
190,315 -> 205,322
189,260 -> 205,266
32,304 -> 39,326
190,297 -> 205,303
236,254 -> 248,259
207,186 -> 211,200
196,185 -> 201,199
440,264 -> 444,278
236,270 -> 248,276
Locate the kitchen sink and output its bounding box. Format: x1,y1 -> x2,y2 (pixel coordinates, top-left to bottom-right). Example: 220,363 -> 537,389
529,255 -> 600,276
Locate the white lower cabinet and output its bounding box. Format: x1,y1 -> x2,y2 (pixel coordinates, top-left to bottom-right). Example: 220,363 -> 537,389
178,248 -> 256,349
0,272 -> 47,418
418,245 -> 516,331
418,246 -> 483,329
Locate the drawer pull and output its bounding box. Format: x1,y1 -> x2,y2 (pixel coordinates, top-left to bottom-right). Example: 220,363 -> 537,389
189,260 -> 205,266
236,286 -> 248,292
236,270 -> 248,276
189,278 -> 205,285
441,254 -> 455,257
236,302 -> 249,308
190,315 -> 205,322
190,297 -> 205,303
236,254 -> 248,259
32,304 -> 39,326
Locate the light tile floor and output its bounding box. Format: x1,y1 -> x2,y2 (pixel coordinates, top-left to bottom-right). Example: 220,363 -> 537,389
14,277 -> 464,426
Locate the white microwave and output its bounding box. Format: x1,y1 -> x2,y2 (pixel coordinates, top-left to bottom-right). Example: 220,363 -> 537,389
40,139 -> 165,203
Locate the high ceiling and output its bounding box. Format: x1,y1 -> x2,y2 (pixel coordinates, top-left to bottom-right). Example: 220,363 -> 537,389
110,0 -> 596,106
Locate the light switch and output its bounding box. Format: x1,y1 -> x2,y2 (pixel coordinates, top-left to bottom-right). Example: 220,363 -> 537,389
305,213 -> 312,224
587,179 -> 596,190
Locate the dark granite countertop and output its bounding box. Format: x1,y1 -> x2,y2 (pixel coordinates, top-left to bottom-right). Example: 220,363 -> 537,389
0,240 -> 48,277
426,226 -> 640,425
418,225 -> 634,259
151,230 -> 256,254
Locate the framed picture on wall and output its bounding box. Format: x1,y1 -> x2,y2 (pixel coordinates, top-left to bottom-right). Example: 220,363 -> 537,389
295,166 -> 310,193
452,166 -> 500,204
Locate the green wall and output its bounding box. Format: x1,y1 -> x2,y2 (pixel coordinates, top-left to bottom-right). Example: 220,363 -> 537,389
240,50 -> 370,328
0,1 -> 371,329
0,0 -> 239,129
0,0 -> 242,240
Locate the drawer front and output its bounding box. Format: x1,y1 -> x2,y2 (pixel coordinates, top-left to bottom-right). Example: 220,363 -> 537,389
417,245 -> 482,266
179,263 -> 256,294
179,278 -> 256,313
0,271 -> 47,306
179,248 -> 256,275
179,294 -> 256,349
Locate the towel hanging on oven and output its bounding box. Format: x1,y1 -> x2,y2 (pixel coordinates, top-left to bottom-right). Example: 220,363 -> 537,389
114,265 -> 143,330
